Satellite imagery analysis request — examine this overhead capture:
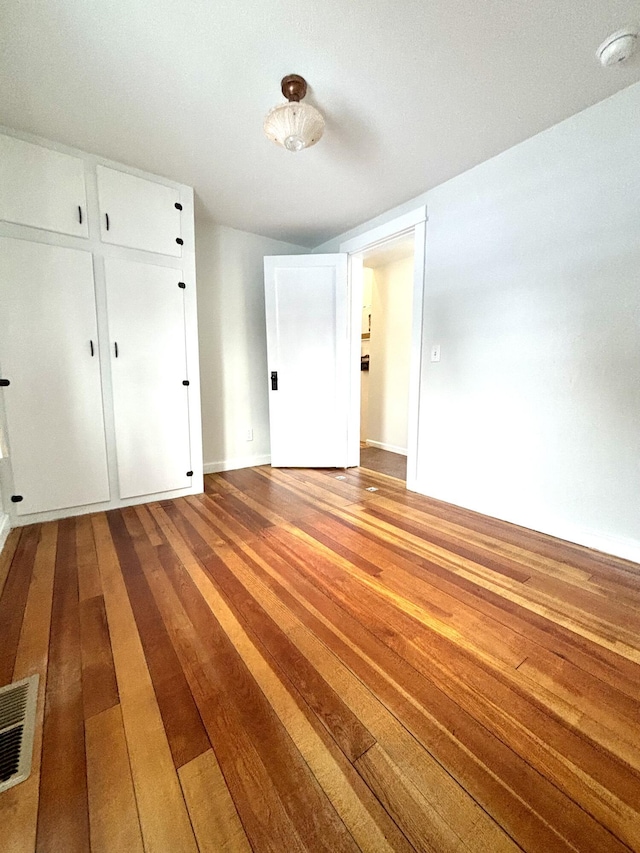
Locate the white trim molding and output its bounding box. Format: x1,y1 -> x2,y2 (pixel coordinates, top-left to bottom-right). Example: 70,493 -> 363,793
339,206 -> 427,255
203,454 -> 271,474
0,512 -> 12,555
365,440 -> 408,456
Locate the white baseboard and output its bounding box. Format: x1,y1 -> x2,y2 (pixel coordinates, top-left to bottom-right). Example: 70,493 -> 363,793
410,481 -> 640,565
0,512 -> 11,556
203,454 -> 271,474
365,440 -> 408,457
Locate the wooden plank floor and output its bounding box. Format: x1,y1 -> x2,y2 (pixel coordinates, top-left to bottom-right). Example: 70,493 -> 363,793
359,445 -> 407,480
1,465 -> 640,853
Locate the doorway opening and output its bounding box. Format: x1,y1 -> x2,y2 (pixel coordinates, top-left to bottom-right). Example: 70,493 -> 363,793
359,234 -> 414,482
341,205 -> 427,492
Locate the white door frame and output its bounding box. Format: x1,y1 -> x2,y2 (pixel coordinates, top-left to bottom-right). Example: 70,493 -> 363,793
340,206 -> 427,491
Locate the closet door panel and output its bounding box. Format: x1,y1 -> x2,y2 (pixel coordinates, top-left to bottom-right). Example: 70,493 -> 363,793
0,238 -> 110,515
0,134 -> 88,237
97,166 -> 182,256
105,258 -> 191,499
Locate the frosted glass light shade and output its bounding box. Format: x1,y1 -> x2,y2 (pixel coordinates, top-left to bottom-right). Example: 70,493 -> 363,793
263,101 -> 325,151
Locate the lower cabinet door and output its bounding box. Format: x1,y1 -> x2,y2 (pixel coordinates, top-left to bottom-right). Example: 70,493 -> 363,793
0,238 -> 110,515
105,258 -> 192,499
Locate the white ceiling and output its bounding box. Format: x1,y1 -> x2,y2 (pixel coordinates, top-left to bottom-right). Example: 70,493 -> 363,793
1,1 -> 639,247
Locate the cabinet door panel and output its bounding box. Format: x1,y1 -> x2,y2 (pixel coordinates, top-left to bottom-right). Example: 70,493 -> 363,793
97,166 -> 182,256
0,134 -> 88,237
105,258 -> 191,498
0,238 -> 110,515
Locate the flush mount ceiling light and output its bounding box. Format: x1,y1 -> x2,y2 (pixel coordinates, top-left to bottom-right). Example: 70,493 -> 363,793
263,75 -> 325,152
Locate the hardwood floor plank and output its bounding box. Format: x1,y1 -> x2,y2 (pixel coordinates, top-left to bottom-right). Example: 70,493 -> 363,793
110,508 -> 211,769
178,750 -> 253,853
151,505 -> 416,853
91,512 -> 199,853
287,516 -> 640,784
1,522 -> 57,853
0,525 -> 39,685
145,505 -> 363,853
339,501 -> 640,664
142,511 -> 323,852
0,527 -> 22,600
36,517 -> 90,853
85,704 -> 144,853
185,530 -> 520,853
261,525 -> 631,853
133,503 -> 164,547
355,743 -> 475,853
328,506 -> 640,701
206,470 -> 306,525
4,465 -> 639,853
77,514 -> 102,601
171,500 -> 377,762
296,518 -> 640,847
80,595 -> 119,719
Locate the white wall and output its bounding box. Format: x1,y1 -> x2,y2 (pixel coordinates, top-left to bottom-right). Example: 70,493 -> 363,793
195,221 -> 305,472
366,256 -> 413,454
318,81 -> 640,562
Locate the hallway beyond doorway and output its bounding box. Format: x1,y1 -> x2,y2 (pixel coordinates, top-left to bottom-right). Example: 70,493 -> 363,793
359,444 -> 406,480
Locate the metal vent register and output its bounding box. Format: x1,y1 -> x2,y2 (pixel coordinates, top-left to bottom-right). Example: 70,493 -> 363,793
0,674 -> 39,793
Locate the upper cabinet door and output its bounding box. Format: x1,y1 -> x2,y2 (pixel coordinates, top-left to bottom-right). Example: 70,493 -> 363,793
0,134 -> 88,237
97,165 -> 183,256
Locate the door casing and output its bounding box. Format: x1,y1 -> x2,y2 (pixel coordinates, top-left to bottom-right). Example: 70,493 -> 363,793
340,206 -> 427,491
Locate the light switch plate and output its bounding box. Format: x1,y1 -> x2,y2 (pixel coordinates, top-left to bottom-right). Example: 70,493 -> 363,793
430,344 -> 441,362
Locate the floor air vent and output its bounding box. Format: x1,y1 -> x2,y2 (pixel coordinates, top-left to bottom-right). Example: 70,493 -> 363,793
0,674 -> 39,794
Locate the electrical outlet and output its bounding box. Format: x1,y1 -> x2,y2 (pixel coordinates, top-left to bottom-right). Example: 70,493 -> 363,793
246,428 -> 253,441
430,344 -> 441,363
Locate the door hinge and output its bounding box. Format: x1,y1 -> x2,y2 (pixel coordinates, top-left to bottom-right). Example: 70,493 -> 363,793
0,378 -> 10,386
186,470 -> 193,477
178,281 -> 186,289
271,371 -> 278,390
11,495 -> 23,503
182,380 -> 190,386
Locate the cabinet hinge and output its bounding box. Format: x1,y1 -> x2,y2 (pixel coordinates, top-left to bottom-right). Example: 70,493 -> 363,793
0,378 -> 10,387
175,202 -> 183,211
186,470 -> 193,477
182,380 -> 190,386
178,281 -> 186,289
11,495 -> 23,503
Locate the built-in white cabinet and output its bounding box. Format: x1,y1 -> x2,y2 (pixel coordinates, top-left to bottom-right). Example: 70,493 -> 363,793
97,166 -> 183,256
0,129 -> 202,525
0,237 -> 110,515
105,259 -> 192,498
0,135 -> 88,238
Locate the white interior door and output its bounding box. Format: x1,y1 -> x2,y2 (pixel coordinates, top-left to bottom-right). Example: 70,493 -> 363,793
264,253 -> 349,467
97,166 -> 182,256
105,258 -> 191,498
0,134 -> 88,237
0,237 -> 109,514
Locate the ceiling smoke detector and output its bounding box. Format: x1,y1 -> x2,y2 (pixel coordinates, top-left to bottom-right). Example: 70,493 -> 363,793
596,28 -> 638,67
